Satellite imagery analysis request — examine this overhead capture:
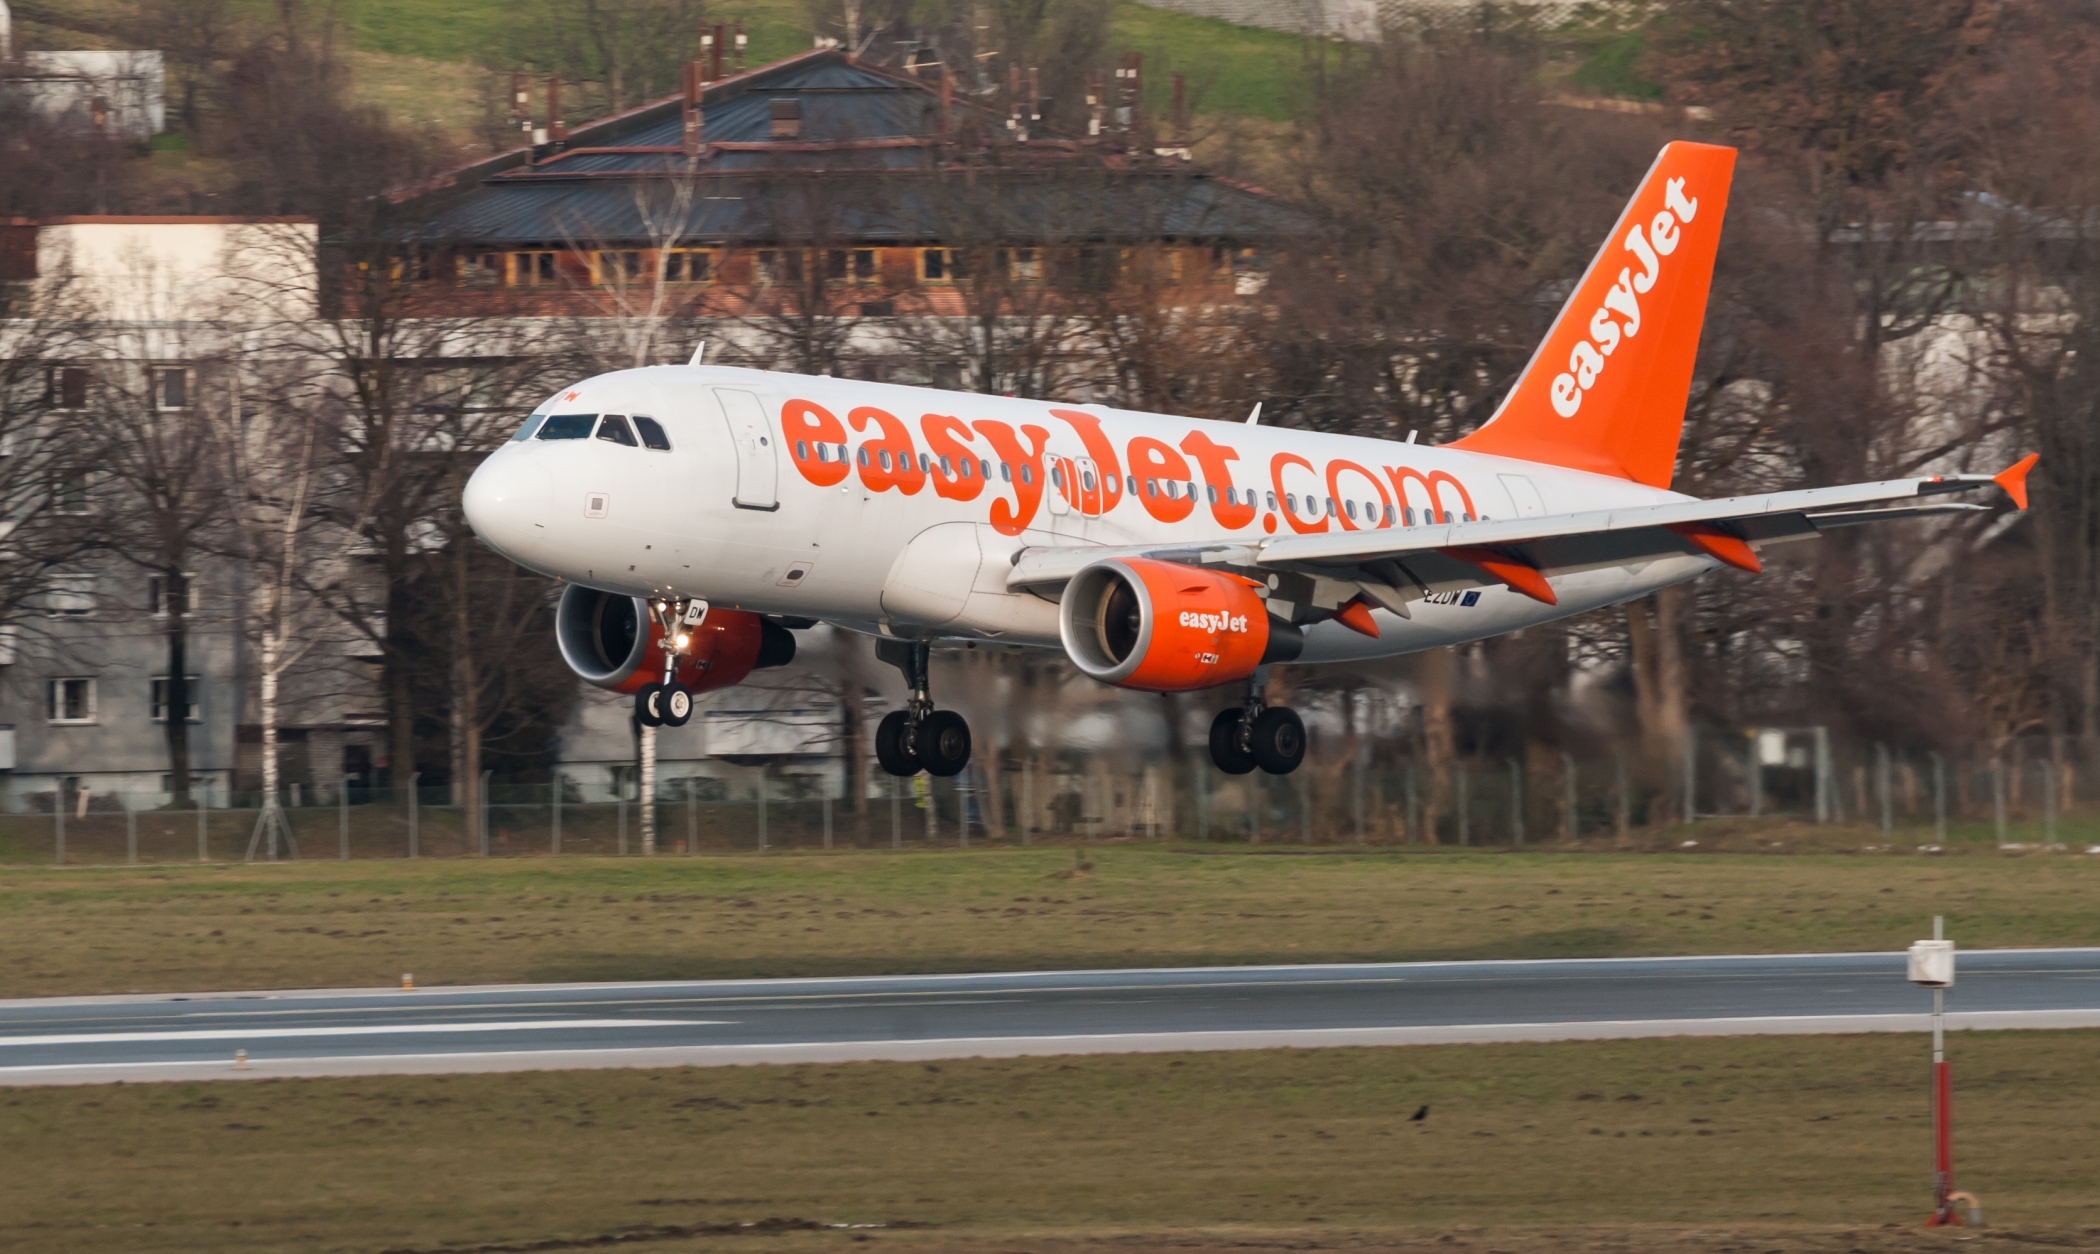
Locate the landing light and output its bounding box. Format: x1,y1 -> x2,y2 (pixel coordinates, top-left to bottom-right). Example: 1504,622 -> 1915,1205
675,633 -> 691,648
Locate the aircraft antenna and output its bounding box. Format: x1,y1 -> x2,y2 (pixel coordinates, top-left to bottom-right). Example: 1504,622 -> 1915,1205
689,340 -> 707,366
1245,402 -> 1262,425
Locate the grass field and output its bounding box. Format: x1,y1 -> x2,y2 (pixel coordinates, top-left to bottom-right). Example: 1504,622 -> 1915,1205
3,1030 -> 2094,1252
3,844 -> 2096,997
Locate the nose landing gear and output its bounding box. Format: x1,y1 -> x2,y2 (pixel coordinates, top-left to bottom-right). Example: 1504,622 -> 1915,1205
874,640 -> 973,777
1208,670 -> 1304,775
634,598 -> 703,728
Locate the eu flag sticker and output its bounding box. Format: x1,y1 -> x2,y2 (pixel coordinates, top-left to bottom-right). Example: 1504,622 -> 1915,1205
1461,590 -> 1482,606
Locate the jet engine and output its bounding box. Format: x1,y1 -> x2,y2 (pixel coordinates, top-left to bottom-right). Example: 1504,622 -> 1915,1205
1058,557 -> 1301,693
554,585 -> 794,696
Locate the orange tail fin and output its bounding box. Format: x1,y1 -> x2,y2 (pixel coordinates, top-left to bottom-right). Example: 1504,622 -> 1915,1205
1449,141 -> 1737,489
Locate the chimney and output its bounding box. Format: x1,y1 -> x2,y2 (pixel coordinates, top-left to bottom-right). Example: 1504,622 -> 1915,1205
939,69 -> 952,141
510,71 -> 531,136
734,19 -> 746,72
683,60 -> 705,157
711,23 -> 725,81
547,75 -> 567,145
1086,70 -> 1103,138
700,26 -> 715,81
1117,52 -> 1141,136
1029,66 -> 1041,127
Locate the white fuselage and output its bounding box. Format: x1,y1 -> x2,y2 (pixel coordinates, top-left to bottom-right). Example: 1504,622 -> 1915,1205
462,365 -> 1714,665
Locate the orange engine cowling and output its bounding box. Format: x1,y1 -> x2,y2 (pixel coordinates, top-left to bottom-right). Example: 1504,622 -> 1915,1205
1058,557 -> 1295,692
553,585 -> 793,696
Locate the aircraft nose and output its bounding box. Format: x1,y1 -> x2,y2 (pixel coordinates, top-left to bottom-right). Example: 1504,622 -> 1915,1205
463,448 -> 555,562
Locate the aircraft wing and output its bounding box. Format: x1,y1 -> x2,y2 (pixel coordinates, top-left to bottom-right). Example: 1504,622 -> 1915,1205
1006,459 -> 2033,612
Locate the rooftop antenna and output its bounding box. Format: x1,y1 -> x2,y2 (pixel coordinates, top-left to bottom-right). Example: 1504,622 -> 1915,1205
1245,402 -> 1262,425
689,340 -> 706,366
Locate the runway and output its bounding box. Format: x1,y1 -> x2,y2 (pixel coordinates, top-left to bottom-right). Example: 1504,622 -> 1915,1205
5,949 -> 2098,1085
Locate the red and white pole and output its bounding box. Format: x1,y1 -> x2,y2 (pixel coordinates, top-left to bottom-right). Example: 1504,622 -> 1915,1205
1912,916 -> 1971,1227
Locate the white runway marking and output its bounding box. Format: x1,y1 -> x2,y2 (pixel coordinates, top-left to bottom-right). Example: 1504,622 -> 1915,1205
0,1019 -> 721,1047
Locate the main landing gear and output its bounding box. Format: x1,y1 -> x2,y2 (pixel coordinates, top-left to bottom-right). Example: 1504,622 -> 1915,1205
634,598 -> 704,729
874,640 -> 973,778
1208,670 -> 1304,776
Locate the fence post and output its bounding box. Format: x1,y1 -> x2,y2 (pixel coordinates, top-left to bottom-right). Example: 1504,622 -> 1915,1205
409,772 -> 420,860
1813,727 -> 1833,823
1353,750 -> 1365,845
54,779 -> 64,866
890,773 -> 901,850
481,770 -> 492,857
1021,760 -> 1032,847
197,793 -> 207,863
822,788 -> 833,850
1747,732 -> 1762,818
1197,766 -> 1209,842
1682,728 -> 1697,826
1508,757 -> 1524,848
1876,742 -> 1892,837
126,800 -> 137,866
1457,765 -> 1470,846
618,788 -> 627,856
1992,755 -> 2007,843
923,773 -> 935,845
1247,776 -> 1260,845
340,775 -> 350,861
686,775 -> 697,854
1563,752 -> 1578,841
757,767 -> 768,852
1930,751 -> 1946,843
1405,763 -> 1418,845
958,771 -> 969,848
2043,756 -> 2059,845
552,773 -> 563,855
1615,752 -> 1629,837
1300,771 -> 1312,844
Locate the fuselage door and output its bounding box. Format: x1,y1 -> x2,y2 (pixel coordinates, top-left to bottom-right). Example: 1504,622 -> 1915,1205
717,388 -> 778,511
1497,473 -> 1547,519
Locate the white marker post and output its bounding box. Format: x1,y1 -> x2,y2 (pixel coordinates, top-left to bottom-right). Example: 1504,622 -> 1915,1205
1907,918 -> 1978,1227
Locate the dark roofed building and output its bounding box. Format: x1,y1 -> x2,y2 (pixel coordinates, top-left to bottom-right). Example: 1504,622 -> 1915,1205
391,48 -> 1297,320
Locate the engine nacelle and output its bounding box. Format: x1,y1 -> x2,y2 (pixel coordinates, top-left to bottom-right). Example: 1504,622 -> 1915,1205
554,585 -> 793,696
1058,557 -> 1299,692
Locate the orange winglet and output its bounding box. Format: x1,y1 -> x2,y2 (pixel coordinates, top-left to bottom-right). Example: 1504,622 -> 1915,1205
1667,523 -> 1762,574
1994,453 -> 2038,511
1443,546 -> 1557,606
1332,595 -> 1380,639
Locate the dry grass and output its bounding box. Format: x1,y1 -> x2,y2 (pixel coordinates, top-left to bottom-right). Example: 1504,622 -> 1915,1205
2,846 -> 2097,997
1,1031 -> 2094,1252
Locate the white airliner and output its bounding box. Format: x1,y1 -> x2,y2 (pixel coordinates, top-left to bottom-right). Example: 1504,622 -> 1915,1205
463,142 -> 2033,779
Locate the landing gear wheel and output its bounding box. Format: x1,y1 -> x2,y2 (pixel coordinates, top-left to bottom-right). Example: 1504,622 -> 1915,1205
635,682 -> 665,728
917,710 -> 973,777
660,682 -> 693,728
1208,708 -> 1257,775
875,709 -> 921,777
1251,706 -> 1306,775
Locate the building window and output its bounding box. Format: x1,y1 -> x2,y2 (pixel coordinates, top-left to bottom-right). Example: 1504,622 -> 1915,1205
999,247 -> 1041,283
459,252 -> 503,285
154,367 -> 188,410
920,248 -> 966,283
48,573 -> 93,616
149,573 -> 200,617
595,250 -> 642,286
508,251 -> 559,286
665,249 -> 714,284
52,473 -> 91,515
152,676 -> 202,724
825,248 -> 878,284
768,98 -> 802,139
756,249 -> 805,286
45,366 -> 89,410
48,677 -> 96,724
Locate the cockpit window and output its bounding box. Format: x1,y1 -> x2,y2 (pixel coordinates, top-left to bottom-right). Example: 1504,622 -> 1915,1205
510,414 -> 547,441
596,414 -> 638,447
538,413 -> 596,440
633,416 -> 672,451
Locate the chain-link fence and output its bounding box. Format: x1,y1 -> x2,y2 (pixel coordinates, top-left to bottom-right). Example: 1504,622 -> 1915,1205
3,731 -> 2094,865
